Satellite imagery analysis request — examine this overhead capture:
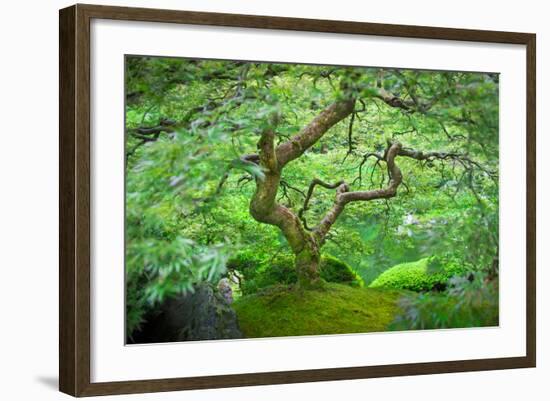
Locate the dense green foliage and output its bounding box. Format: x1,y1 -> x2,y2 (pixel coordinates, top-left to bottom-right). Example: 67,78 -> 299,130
389,273 -> 499,329
234,283 -> 403,338
369,256 -> 470,292
125,56 -> 499,337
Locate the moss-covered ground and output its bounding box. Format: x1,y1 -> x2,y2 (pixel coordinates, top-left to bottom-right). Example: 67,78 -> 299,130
233,282 -> 404,338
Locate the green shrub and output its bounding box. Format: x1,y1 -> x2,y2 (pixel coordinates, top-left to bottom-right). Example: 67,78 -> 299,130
369,256 -> 469,292
389,272 -> 499,330
229,253 -> 363,295
320,255 -> 364,287
226,252 -> 262,280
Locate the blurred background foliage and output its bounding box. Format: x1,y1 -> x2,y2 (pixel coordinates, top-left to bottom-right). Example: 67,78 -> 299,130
125,56 -> 499,337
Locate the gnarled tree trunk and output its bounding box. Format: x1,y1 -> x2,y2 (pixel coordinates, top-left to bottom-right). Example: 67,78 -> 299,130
246,93 -> 461,286
248,127 -> 324,286
247,98 -> 407,286
248,101 -> 355,285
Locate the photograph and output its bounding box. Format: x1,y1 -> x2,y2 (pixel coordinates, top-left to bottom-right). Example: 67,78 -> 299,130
124,56 -> 500,344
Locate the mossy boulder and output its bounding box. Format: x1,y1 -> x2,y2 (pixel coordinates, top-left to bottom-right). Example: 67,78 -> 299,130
369,256 -> 468,292
234,254 -> 363,295
128,282 -> 242,343
234,283 -> 403,338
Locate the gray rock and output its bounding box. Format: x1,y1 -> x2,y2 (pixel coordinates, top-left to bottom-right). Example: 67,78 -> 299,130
218,278 -> 234,304
130,282 -> 242,343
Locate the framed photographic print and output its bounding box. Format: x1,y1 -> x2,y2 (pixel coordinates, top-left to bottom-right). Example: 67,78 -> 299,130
59,4 -> 536,397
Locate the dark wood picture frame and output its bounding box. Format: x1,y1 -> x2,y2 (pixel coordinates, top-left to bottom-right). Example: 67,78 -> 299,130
59,3 -> 536,397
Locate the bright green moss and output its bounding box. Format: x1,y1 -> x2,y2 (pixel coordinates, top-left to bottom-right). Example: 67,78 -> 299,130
369,256 -> 468,292
233,283 -> 403,338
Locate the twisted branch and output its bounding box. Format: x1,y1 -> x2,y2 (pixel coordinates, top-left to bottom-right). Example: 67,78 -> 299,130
298,179 -> 346,231
313,142 -> 403,243
398,147 -> 497,183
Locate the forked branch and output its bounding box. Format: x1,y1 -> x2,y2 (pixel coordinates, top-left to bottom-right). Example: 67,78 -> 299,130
299,179 -> 346,231
314,142 -> 404,243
